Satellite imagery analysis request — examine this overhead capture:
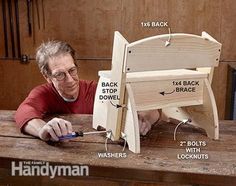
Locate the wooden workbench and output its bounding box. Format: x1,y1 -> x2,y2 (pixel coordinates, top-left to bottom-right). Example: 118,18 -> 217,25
0,110 -> 236,186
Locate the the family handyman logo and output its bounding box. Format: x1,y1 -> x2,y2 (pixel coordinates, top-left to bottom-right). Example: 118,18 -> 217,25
11,161 -> 89,179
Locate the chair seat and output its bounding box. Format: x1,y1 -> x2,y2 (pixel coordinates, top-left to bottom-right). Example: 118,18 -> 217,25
98,69 -> 207,111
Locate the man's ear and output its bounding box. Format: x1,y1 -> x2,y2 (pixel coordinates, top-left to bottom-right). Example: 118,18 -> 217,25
43,74 -> 52,83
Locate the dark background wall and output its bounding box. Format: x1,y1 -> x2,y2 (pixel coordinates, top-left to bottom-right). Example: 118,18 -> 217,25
0,0 -> 235,119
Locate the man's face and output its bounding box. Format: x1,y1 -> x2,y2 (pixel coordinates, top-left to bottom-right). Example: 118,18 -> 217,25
46,54 -> 79,100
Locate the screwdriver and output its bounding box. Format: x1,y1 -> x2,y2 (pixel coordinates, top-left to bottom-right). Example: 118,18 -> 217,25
59,131 -> 107,140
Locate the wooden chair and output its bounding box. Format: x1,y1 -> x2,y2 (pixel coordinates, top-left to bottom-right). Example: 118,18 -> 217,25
93,31 -> 222,153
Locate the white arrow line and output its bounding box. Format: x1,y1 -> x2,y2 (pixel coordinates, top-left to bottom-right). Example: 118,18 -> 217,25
165,27 -> 171,47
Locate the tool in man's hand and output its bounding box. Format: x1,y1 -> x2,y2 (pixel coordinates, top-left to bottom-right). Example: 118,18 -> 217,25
59,131 -> 107,140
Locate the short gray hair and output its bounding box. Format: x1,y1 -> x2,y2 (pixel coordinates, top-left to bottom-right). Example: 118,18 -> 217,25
36,40 -> 76,75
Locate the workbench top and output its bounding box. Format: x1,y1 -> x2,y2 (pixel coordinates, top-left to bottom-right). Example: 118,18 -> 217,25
0,110 -> 236,186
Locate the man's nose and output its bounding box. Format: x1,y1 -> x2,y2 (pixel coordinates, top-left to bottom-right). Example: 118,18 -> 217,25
65,72 -> 74,82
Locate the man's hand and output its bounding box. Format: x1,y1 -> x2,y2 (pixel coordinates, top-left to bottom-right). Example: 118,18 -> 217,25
138,110 -> 160,135
38,118 -> 73,141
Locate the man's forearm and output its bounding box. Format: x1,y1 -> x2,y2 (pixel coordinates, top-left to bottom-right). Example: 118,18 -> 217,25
23,117 -> 73,141
23,119 -> 46,138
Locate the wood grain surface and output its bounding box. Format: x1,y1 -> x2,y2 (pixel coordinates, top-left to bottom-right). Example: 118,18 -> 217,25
0,111 -> 236,185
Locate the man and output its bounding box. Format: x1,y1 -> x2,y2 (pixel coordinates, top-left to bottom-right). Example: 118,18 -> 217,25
15,40 -> 160,142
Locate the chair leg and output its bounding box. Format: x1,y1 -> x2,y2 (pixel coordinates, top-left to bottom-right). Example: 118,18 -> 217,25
122,84 -> 140,153
162,79 -> 219,140
92,76 -> 109,130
